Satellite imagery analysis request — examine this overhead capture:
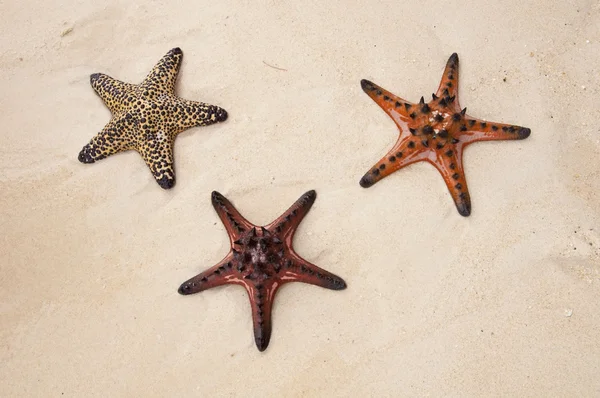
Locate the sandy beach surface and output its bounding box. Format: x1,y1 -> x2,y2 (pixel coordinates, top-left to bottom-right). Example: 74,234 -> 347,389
1,0 -> 599,396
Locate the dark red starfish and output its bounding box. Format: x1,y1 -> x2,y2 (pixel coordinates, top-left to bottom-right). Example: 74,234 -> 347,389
178,190 -> 347,351
359,53 -> 531,216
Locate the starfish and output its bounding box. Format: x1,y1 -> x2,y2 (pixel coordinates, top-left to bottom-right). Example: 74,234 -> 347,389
78,47 -> 228,189
359,53 -> 531,216
178,190 -> 347,352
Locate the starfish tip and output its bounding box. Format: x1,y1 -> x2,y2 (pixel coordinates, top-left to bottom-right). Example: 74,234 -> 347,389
359,175 -> 375,188
215,107 -> 228,122
332,278 -> 347,290
256,342 -> 268,352
177,284 -> 190,295
78,148 -> 95,164
456,202 -> 472,217
360,79 -> 374,92
518,127 -> 531,139
89,73 -> 101,84
254,334 -> 271,352
156,176 -> 175,189
171,47 -> 183,55
304,189 -> 317,201
449,52 -> 459,64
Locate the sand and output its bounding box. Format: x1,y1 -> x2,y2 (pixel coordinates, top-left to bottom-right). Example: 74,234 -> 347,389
1,0 -> 599,396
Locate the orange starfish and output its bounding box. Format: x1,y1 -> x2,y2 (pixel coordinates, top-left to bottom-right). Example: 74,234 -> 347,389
359,53 -> 531,216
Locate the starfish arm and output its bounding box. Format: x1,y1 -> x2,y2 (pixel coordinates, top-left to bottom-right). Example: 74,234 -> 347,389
78,116 -> 136,163
245,282 -> 278,351
140,47 -> 183,97
435,53 -> 460,103
211,192 -> 255,241
136,127 -> 177,189
360,79 -> 417,127
359,138 -> 430,188
178,254 -> 238,295
281,253 -> 347,290
265,190 -> 317,242
89,73 -> 137,114
170,97 -> 228,134
460,117 -> 531,145
429,148 -> 472,216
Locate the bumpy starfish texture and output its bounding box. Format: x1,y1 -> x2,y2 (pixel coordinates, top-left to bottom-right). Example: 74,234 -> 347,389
178,190 -> 346,352
359,53 -> 531,216
78,47 -> 228,189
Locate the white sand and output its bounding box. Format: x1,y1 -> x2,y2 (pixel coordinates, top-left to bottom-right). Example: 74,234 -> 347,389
1,0 -> 599,396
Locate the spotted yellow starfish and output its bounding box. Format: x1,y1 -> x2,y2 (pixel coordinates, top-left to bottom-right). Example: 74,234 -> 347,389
78,47 -> 228,189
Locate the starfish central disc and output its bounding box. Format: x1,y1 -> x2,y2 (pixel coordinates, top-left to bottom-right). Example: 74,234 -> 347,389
232,227 -> 285,281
